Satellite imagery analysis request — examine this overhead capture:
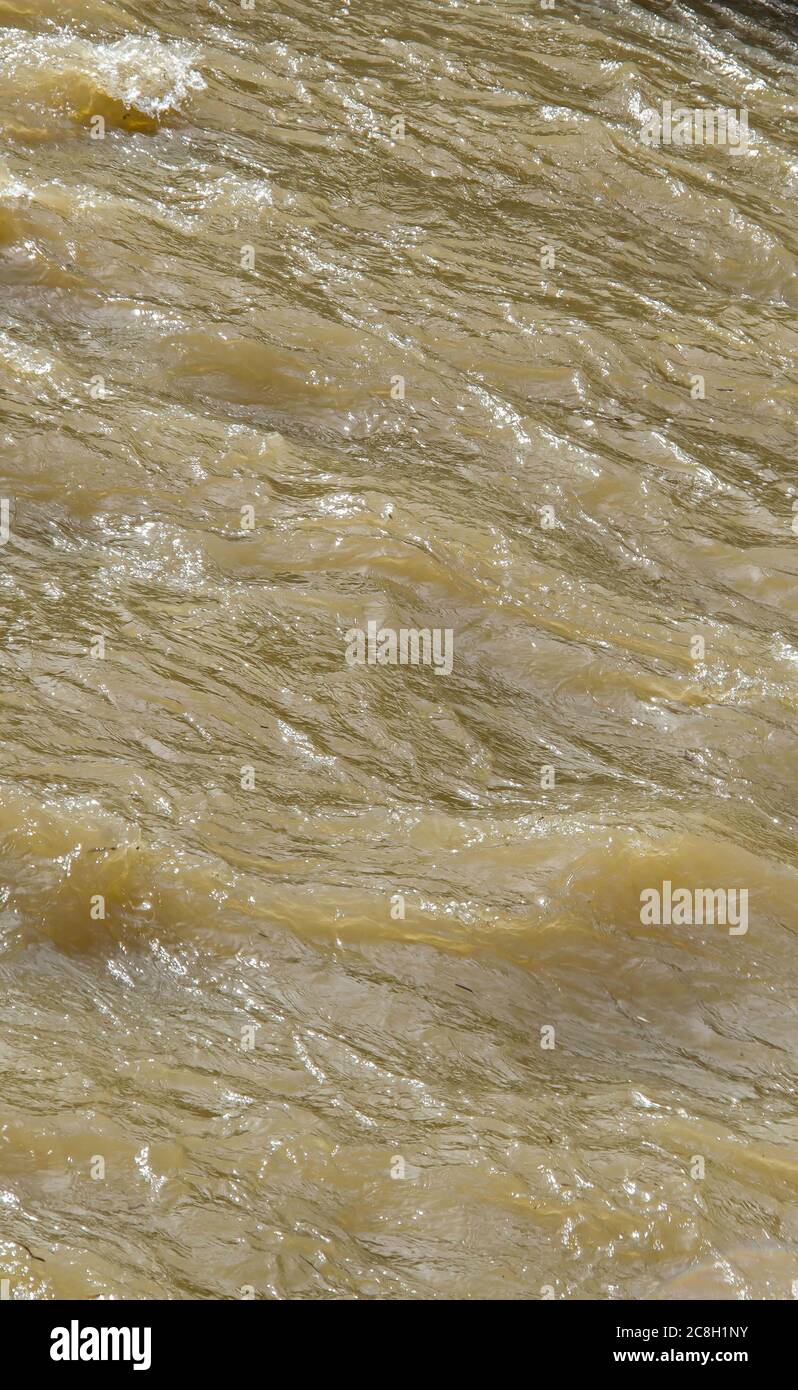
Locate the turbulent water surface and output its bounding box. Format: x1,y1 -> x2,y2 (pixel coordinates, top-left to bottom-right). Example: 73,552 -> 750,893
1,0 -> 798,1300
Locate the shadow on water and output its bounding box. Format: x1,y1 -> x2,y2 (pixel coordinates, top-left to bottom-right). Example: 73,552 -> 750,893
641,0 -> 798,48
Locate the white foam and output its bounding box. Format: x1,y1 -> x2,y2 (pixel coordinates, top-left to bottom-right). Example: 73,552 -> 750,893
0,30 -> 205,118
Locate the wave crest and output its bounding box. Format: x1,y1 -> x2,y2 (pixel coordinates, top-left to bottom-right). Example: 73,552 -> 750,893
0,31 -> 205,129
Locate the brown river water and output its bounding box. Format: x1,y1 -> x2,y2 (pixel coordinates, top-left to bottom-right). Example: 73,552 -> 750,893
1,0 -> 798,1301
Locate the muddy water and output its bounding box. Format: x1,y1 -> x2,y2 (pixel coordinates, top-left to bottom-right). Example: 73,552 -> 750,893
1,0 -> 798,1301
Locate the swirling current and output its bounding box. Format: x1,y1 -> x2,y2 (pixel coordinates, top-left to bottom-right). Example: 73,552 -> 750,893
1,0 -> 798,1301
